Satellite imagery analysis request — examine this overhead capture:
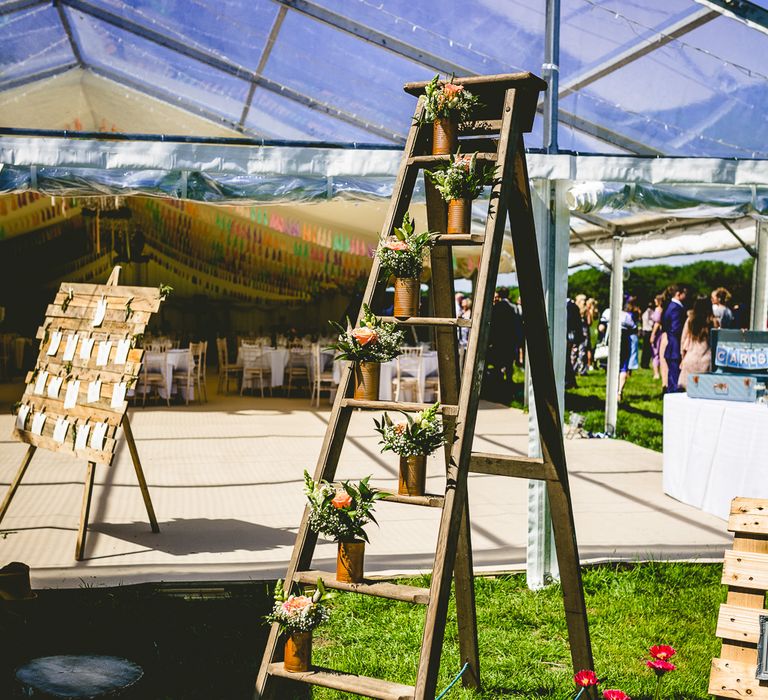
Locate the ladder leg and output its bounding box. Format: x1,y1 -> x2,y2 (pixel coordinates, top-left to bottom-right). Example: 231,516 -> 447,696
453,493 -> 480,689
122,416 -> 160,533
0,445 -> 36,524
507,135 -> 594,674
75,461 -> 96,561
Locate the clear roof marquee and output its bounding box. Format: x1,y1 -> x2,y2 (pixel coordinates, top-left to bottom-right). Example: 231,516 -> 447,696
1,0 -> 767,158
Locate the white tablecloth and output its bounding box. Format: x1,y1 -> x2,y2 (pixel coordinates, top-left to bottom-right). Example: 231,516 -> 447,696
332,352 -> 439,401
238,346 -> 291,388
137,349 -> 194,401
663,392 -> 768,519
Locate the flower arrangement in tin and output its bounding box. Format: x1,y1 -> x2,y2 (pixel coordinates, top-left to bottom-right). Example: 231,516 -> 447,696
426,152 -> 496,202
421,74 -> 480,124
374,402 -> 448,457
303,471 -> 384,543
327,305 -> 404,363
265,578 -> 333,633
376,212 -> 436,280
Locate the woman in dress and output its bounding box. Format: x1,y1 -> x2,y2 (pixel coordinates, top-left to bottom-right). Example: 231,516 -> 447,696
680,296 -> 715,388
649,294 -> 664,380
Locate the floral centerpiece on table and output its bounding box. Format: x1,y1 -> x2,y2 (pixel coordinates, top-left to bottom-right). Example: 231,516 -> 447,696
374,402 -> 449,496
265,577 -> 334,672
327,305 -> 405,400
304,471 -> 384,583
376,213 -> 436,317
421,74 -> 481,155
426,153 -> 496,236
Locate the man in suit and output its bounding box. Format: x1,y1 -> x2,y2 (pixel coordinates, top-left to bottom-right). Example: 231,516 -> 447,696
662,284 -> 689,393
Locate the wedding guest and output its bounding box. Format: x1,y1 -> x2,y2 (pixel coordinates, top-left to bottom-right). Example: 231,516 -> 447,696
680,296 -> 715,388
649,294 -> 664,380
618,301 -> 637,401
711,287 -> 734,328
662,284 -> 689,393
640,300 -> 654,369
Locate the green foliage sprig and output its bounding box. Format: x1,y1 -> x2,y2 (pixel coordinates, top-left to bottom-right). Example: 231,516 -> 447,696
374,402 -> 448,457
304,471 -> 384,543
376,213 -> 436,280
264,578 -> 333,633
327,305 -> 405,363
427,152 -> 496,202
124,297 -> 134,322
421,74 -> 480,124
159,284 -> 173,301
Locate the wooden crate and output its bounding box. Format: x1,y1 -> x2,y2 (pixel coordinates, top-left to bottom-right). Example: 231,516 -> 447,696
709,498 -> 768,699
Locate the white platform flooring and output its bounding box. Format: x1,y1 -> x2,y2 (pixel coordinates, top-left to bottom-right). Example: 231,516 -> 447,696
0,382 -> 731,589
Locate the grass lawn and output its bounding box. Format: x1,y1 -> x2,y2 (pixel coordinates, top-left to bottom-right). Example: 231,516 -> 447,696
313,563 -> 723,700
505,367 -> 664,452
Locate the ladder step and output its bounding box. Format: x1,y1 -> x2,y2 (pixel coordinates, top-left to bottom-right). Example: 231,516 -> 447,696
342,399 -> 459,415
469,452 -> 558,480
407,153 -> 497,167
294,570 -> 431,604
381,491 -> 445,508
434,233 -> 485,246
379,316 -> 471,328
267,664 -> 415,700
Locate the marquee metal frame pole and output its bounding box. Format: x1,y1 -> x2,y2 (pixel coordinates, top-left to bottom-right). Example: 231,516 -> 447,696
605,235 -> 624,436
751,220 -> 768,330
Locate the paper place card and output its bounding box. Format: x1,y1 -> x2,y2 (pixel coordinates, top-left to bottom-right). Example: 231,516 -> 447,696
87,379 -> 102,404
31,411 -> 46,436
15,404 -> 30,431
110,381 -> 127,409
47,375 -> 64,399
63,379 -> 80,409
75,423 -> 90,450
47,330 -> 63,356
96,340 -> 112,366
33,370 -> 49,395
80,337 -> 95,361
53,417 -> 69,444
62,333 -> 79,361
92,296 -> 107,327
114,338 -> 131,365
90,421 -> 108,451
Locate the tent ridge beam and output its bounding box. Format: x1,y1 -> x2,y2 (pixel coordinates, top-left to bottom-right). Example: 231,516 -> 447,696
272,0 -> 475,76
0,62 -> 79,92
55,0 -> 85,68
695,0 -> 768,34
60,0 -> 405,144
558,7 -> 719,100
239,5 -> 288,129
0,0 -> 45,14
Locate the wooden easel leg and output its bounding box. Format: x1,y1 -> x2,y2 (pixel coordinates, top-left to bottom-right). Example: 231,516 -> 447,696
75,461 -> 96,561
453,493 -> 480,689
0,445 -> 37,525
121,416 -> 160,533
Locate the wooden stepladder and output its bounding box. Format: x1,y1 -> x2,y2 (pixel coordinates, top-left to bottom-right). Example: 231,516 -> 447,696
255,73 -> 593,700
0,266 -> 161,561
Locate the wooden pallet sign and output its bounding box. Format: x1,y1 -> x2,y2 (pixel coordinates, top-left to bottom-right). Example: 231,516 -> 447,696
0,266 -> 162,560
710,498 -> 768,700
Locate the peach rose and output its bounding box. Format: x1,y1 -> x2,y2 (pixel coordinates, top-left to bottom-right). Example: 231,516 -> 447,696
351,326 -> 378,346
393,422 -> 408,435
443,83 -> 463,97
385,240 -> 409,251
281,595 -> 312,615
331,491 -> 353,509
455,154 -> 472,171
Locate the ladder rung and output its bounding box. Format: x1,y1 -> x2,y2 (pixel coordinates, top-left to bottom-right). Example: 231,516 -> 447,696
379,316 -> 471,328
342,399 -> 459,415
469,452 -> 558,480
459,119 -> 503,136
407,153 -> 497,167
380,491 -> 445,508
434,233 -> 485,246
267,664 -> 415,700
294,570 -> 430,604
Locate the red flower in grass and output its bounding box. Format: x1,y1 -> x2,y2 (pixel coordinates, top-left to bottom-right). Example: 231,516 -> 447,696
603,690 -> 630,700
649,645 -> 676,661
647,659 -> 676,676
574,670 -> 599,687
